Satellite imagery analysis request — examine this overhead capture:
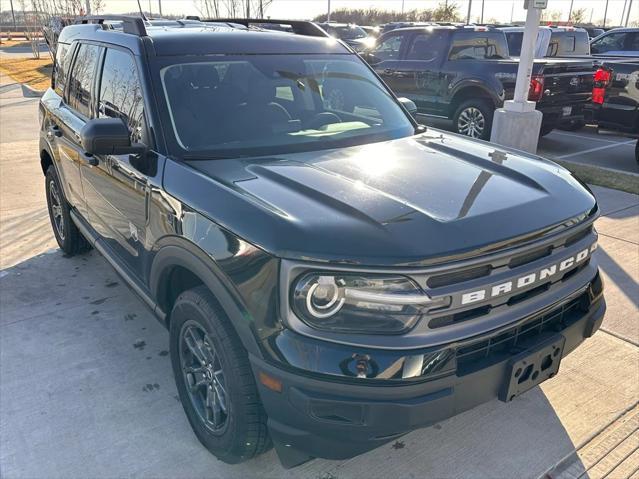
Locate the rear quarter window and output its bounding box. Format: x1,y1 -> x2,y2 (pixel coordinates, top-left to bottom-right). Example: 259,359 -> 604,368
54,42 -> 73,97
449,32 -> 508,60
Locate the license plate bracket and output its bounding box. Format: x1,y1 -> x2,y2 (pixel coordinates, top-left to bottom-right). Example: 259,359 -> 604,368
499,334 -> 565,402
562,106 -> 572,116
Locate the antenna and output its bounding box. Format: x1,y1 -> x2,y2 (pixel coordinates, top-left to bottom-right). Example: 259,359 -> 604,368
136,0 -> 148,20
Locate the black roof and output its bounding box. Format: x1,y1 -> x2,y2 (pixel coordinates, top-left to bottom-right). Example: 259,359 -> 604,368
59,17 -> 350,56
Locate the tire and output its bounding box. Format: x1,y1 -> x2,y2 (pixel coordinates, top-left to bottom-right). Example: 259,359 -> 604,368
539,125 -> 555,137
45,165 -> 90,256
170,286 -> 271,464
452,99 -> 494,140
558,119 -> 585,132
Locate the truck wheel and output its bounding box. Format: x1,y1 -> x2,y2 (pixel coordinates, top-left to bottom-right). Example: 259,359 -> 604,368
453,99 -> 493,140
45,165 -> 90,256
170,286 -> 271,464
539,125 -> 555,137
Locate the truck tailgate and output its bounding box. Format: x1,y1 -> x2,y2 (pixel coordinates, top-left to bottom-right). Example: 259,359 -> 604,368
538,59 -> 596,107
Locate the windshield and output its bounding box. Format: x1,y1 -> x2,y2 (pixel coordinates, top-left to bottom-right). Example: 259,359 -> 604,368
159,54 -> 414,158
505,32 -> 523,56
326,25 -> 368,40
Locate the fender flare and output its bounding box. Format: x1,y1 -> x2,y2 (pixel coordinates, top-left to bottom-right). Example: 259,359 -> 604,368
449,79 -> 503,110
149,237 -> 263,358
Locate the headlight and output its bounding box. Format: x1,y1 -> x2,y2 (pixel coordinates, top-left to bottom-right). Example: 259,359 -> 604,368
292,273 -> 450,334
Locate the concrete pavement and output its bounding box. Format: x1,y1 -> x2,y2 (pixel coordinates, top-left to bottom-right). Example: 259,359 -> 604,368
1,73 -> 637,479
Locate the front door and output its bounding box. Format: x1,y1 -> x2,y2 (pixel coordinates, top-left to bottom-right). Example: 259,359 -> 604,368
79,46 -> 150,276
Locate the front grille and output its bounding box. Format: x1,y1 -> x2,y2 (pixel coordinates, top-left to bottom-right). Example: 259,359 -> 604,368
455,294 -> 587,375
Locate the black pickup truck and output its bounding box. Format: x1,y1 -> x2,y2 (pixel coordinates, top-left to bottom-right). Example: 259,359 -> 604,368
589,59 -> 639,162
355,26 -> 595,139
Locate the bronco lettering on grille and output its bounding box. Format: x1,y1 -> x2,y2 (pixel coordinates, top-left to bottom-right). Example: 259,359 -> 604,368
460,242 -> 597,305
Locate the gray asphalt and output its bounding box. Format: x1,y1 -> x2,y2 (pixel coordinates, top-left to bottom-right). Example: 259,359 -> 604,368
1,72 -> 638,479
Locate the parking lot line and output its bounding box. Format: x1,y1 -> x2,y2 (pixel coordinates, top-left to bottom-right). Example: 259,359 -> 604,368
555,141 -> 636,160
549,130 -> 630,144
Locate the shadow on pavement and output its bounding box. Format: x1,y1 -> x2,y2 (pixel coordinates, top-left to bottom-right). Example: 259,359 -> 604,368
0,249 -> 586,478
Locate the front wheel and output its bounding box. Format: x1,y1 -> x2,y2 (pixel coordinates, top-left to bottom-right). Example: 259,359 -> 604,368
452,99 -> 494,140
170,286 -> 271,464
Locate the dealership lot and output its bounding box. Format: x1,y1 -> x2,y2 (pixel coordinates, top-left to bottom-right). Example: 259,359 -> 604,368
1,69 -> 638,479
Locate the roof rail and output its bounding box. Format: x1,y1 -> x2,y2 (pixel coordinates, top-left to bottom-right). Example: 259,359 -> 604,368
77,15 -> 147,36
201,18 -> 329,37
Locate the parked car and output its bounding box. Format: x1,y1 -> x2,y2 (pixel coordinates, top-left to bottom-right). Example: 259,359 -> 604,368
41,15 -> 605,469
316,22 -> 375,51
357,26 -> 596,139
590,28 -> 639,57
500,26 -> 591,58
582,27 -> 605,40
588,59 -> 639,162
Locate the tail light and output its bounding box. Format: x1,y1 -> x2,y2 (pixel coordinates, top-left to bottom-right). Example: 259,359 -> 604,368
528,75 -> 545,102
593,67 -> 612,105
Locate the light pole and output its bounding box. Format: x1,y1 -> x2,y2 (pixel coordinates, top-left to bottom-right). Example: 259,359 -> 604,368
490,0 -> 544,153
481,0 -> 485,23
621,0 -> 628,25
158,0 -> 163,16
327,0 -> 331,21
625,0 -> 634,26
85,0 -> 91,15
603,0 -> 609,27
466,0 -> 473,24
568,0 -> 574,22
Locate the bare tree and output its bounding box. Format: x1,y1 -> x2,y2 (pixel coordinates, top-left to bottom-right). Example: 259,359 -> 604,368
194,0 -> 272,18
569,7 -> 587,24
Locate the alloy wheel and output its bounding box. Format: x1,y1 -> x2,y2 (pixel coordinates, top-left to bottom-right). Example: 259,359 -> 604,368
49,180 -> 65,240
179,321 -> 229,433
457,107 -> 486,138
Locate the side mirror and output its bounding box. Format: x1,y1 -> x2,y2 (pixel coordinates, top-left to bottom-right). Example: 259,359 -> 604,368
80,118 -> 146,156
398,97 -> 417,115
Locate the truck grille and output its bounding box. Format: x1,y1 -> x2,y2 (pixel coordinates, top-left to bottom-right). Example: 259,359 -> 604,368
455,293 -> 587,375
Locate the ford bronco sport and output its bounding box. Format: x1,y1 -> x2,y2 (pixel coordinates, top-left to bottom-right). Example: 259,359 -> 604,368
40,16 -> 605,468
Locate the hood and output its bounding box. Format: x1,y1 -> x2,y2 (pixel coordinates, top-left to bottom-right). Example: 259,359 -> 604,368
171,131 -> 597,267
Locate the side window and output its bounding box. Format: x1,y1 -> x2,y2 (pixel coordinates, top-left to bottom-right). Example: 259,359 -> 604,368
449,34 -> 507,60
373,33 -> 405,61
406,32 -> 448,61
68,43 -> 101,117
98,48 -> 147,144
591,33 -> 626,54
54,42 -> 72,97
626,33 -> 639,51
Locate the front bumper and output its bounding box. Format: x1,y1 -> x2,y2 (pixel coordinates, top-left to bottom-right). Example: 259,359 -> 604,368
250,273 -> 605,466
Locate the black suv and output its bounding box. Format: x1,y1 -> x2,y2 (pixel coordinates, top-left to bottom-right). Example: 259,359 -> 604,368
40,16 -> 605,468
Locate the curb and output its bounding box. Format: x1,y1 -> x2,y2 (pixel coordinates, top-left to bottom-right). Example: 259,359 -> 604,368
554,159 -> 639,195
20,83 -> 44,98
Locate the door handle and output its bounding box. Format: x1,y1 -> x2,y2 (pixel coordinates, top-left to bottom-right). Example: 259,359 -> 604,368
82,152 -> 99,167
383,68 -> 395,75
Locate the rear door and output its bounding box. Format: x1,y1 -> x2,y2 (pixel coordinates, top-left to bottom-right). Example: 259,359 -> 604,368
54,42 -> 102,219
80,46 -> 151,275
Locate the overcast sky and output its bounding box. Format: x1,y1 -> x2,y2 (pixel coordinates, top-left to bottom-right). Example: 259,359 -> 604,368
64,0 -> 639,25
